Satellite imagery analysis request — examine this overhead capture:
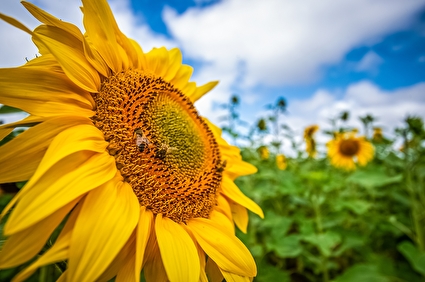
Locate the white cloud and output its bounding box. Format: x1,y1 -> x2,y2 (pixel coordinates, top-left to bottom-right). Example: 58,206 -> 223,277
280,81 -> 425,155
164,0 -> 425,88
355,51 -> 383,74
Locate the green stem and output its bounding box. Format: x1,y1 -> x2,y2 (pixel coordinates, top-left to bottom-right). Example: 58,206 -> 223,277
404,142 -> 425,251
312,190 -> 329,282
39,265 -> 48,282
408,172 -> 424,252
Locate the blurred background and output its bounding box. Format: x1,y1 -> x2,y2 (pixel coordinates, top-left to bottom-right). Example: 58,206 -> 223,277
1,0 -> 424,153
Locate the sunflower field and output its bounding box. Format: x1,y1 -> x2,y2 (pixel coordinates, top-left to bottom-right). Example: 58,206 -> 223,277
1,92 -> 424,281
0,1 -> 423,279
218,96 -> 425,281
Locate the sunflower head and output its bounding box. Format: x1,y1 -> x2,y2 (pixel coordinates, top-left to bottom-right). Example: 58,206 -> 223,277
0,1 -> 263,281
372,127 -> 383,143
304,124 -> 319,140
304,125 -> 319,158
276,154 -> 287,170
257,145 -> 270,160
257,118 -> 267,132
327,133 -> 374,170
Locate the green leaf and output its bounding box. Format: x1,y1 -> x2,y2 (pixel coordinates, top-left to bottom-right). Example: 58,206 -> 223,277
0,105 -> 23,114
266,234 -> 303,258
347,168 -> 402,189
303,231 -> 341,257
256,260 -> 291,282
334,263 -> 391,282
397,241 -> 425,276
333,234 -> 365,256
334,199 -> 371,215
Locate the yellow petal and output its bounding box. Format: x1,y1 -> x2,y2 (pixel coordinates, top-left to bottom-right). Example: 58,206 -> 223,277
215,194 -> 232,220
2,123 -> 111,232
116,251 -> 137,282
33,25 -> 100,92
206,258 -> 224,282
0,198 -> 78,268
81,0 -> 122,73
144,243 -> 168,282
155,214 -> 200,282
190,81 -> 219,103
145,47 -> 169,78
22,1 -> 83,40
225,159 -> 258,180
129,39 -> 147,70
162,48 -> 183,82
0,116 -> 93,185
221,176 -> 264,219
181,81 -> 196,99
135,207 -> 153,282
196,242 -> 208,282
170,64 -> 193,91
4,151 -> 116,235
0,66 -> 95,117
57,271 -> 67,282
230,202 -> 249,233
221,270 -> 251,282
12,201 -> 83,282
0,115 -> 44,142
96,230 -> 136,282
0,12 -> 32,35
188,218 -> 256,277
83,35 -> 110,77
209,209 -> 234,235
104,207 -> 153,282
68,179 -> 139,282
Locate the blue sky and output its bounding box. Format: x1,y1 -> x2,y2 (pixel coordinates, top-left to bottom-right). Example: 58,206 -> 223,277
0,0 -> 425,152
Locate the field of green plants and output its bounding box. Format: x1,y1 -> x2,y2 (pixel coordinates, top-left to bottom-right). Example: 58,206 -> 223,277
220,96 -> 425,281
0,96 -> 424,281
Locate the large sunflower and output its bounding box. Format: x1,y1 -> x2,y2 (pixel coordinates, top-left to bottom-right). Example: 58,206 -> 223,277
327,132 -> 374,170
0,1 -> 263,281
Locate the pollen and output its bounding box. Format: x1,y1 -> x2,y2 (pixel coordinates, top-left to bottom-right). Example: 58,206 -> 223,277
92,70 -> 223,223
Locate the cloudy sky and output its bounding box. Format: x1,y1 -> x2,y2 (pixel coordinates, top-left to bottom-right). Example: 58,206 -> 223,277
1,0 -> 425,153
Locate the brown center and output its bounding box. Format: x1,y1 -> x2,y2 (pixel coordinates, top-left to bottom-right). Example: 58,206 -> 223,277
339,139 -> 360,156
91,69 -> 223,223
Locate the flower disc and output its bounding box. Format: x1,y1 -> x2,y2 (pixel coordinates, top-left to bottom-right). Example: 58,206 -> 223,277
339,139 -> 360,156
92,69 -> 223,223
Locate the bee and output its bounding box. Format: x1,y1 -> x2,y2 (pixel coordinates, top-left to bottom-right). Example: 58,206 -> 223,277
134,128 -> 150,153
217,160 -> 227,172
155,142 -> 177,160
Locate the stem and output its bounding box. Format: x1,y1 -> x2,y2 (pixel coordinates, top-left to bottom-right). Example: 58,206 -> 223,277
407,169 -> 425,251
39,266 -> 48,282
404,133 -> 425,252
312,189 -> 329,282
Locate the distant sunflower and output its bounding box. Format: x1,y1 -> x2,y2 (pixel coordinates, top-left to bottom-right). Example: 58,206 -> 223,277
257,145 -> 269,160
304,125 -> 319,158
372,127 -> 383,143
276,154 -> 287,170
0,1 -> 263,281
327,132 -> 374,170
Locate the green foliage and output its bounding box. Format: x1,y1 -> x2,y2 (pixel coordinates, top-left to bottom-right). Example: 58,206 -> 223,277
235,116 -> 425,281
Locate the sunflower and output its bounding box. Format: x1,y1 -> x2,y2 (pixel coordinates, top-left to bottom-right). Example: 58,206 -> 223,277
304,125 -> 319,158
276,154 -> 287,170
372,127 -> 383,143
0,1 -> 263,281
257,145 -> 269,160
327,132 -> 374,170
